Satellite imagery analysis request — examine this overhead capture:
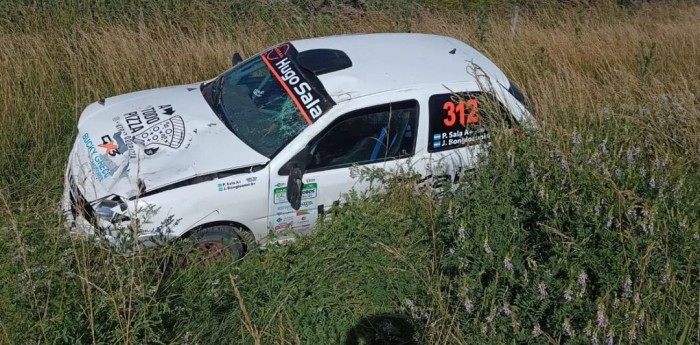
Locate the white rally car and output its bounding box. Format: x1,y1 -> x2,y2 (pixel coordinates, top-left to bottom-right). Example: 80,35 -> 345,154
63,33 -> 531,256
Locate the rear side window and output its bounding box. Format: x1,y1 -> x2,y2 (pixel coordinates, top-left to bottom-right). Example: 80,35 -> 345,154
307,100 -> 419,171
428,92 -> 511,153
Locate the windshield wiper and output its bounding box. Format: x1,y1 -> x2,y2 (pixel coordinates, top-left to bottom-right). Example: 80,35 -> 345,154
202,76 -> 228,125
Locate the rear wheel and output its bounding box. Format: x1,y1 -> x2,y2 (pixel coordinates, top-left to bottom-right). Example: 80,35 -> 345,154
190,225 -> 245,261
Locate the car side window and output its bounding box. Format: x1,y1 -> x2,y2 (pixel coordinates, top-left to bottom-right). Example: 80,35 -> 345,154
428,92 -> 512,153
306,100 -> 418,171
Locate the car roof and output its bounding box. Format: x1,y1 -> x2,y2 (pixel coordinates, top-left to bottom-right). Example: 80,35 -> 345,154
290,33 -> 509,103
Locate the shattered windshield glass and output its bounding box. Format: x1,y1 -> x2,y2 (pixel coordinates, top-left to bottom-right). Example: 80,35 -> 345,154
204,56 -> 307,158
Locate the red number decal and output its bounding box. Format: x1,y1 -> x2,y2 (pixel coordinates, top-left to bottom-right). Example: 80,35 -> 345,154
465,99 -> 479,124
443,101 -> 456,126
443,99 -> 479,126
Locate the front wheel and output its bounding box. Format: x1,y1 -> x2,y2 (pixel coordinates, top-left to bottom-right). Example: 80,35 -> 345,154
190,225 -> 245,261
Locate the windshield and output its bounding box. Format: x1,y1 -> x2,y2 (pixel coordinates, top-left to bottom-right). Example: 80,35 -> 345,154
203,56 -> 307,158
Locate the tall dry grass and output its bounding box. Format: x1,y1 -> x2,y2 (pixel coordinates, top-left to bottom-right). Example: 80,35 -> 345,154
1,2 -> 698,205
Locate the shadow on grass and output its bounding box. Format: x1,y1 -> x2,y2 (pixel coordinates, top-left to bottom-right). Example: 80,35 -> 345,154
345,314 -> 420,345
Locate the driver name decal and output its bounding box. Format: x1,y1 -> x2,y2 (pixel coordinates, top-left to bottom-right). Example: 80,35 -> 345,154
260,43 -> 335,124
275,58 -> 322,119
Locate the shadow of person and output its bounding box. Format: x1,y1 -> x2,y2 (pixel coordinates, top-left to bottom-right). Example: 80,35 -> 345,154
345,314 -> 420,345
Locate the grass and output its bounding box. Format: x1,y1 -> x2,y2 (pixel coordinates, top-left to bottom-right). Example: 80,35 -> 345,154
0,0 -> 698,343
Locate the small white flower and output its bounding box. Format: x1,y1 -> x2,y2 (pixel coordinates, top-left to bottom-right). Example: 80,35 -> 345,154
564,288 -> 573,302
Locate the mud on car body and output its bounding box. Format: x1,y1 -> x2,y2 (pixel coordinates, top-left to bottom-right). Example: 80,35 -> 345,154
62,33 -> 532,257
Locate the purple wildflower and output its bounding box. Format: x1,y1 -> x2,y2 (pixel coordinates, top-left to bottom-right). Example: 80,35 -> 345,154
606,217 -> 614,229
485,316 -> 493,324
628,330 -> 637,342
622,277 -> 632,297
448,247 -> 455,256
463,300 -> 473,314
649,177 -> 656,189
597,304 -> 608,328
538,283 -> 548,297
500,305 -> 512,317
578,272 -> 588,287
639,167 -> 647,177
613,298 -> 620,309
504,257 -> 513,271
606,334 -> 614,345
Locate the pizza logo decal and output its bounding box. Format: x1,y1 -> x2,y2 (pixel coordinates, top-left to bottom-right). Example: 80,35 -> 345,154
133,115 -> 185,150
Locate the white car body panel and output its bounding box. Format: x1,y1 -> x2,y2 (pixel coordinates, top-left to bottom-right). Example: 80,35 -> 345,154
62,33 -> 532,248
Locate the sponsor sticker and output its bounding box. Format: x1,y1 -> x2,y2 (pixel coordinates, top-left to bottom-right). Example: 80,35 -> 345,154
112,104 -> 184,156
273,182 -> 317,204
270,181 -> 319,233
81,133 -> 113,181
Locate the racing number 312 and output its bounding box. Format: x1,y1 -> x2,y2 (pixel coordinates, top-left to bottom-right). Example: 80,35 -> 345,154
442,99 -> 479,127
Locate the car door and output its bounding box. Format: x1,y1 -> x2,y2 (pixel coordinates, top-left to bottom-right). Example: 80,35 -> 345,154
268,99 -> 420,236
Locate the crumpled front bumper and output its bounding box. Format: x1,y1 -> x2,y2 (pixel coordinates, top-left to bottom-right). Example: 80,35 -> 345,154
62,169 -> 119,242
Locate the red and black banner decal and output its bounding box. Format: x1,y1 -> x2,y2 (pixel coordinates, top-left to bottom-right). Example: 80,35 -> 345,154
261,43 -> 335,124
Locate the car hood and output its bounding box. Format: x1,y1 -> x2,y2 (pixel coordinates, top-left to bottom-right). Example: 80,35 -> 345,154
69,83 -> 268,201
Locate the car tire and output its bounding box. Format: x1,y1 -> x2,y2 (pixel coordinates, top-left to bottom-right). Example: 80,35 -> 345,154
190,225 -> 245,261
